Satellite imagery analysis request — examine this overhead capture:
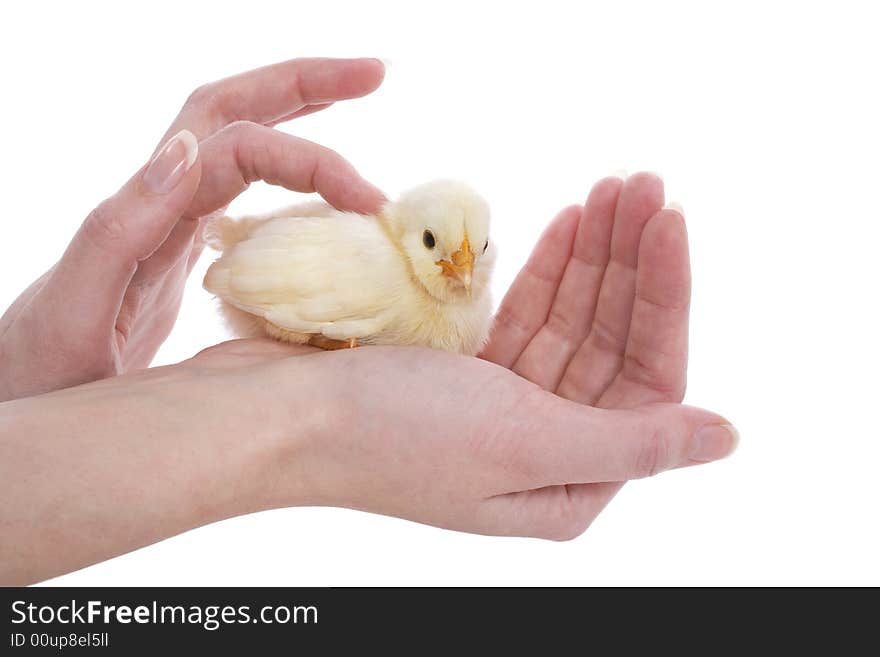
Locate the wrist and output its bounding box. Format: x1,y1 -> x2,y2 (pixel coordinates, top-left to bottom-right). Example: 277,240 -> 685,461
243,357 -> 338,511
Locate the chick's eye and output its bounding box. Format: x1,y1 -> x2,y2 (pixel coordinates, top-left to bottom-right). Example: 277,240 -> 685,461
423,230 -> 436,249
483,239 -> 489,254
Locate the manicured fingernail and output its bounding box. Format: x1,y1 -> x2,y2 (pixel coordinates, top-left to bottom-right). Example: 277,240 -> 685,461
610,169 -> 628,180
689,424 -> 739,462
143,129 -> 198,195
664,201 -> 684,216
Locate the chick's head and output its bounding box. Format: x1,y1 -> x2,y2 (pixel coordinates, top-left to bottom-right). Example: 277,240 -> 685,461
385,180 -> 494,303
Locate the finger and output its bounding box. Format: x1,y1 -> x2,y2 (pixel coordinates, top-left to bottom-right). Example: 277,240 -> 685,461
161,58 -> 385,145
507,395 -> 738,489
508,177 -> 623,390
135,59 -> 384,285
480,205 -> 582,368
124,121 -> 387,324
186,120 -> 387,220
38,130 -> 201,338
128,210 -> 201,283
557,173 -> 665,404
600,207 -> 691,407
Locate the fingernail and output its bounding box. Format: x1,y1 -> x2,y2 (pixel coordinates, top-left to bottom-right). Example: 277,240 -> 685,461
143,129 -> 198,195
689,424 -> 739,462
664,201 -> 684,216
377,58 -> 392,71
610,169 -> 628,180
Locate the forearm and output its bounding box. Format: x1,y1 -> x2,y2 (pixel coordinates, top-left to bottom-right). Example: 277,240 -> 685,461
0,366 -> 291,585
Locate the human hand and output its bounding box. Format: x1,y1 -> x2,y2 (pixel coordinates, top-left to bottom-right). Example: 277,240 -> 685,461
0,57 -> 387,402
249,344 -> 733,539
481,172 -> 733,521
174,331 -> 735,544
1,334 -> 737,583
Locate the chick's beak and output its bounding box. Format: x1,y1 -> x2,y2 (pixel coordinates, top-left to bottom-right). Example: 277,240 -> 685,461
437,236 -> 475,289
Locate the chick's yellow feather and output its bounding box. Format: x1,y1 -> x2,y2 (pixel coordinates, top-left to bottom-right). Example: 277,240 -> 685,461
203,180 -> 496,355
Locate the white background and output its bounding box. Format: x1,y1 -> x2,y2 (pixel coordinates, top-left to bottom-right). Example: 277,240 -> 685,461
1,1 -> 877,585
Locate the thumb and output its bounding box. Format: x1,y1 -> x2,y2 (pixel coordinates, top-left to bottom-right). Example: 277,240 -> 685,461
594,403 -> 739,480
521,400 -> 739,487
40,130 -> 201,334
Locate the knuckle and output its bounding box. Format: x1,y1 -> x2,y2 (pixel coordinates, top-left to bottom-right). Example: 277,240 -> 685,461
82,203 -> 128,252
622,350 -> 687,402
633,426 -> 671,479
307,138 -> 342,166
185,83 -> 220,113
184,84 -> 210,118
493,304 -> 532,339
216,121 -> 263,184
321,144 -> 342,161
589,317 -> 627,356
546,305 -> 576,339
186,82 -> 247,126
220,119 -> 258,140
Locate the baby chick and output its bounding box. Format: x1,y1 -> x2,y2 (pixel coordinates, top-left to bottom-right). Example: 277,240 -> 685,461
203,180 -> 495,355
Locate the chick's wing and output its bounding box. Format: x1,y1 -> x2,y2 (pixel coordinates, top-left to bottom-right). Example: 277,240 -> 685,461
204,213 -> 407,336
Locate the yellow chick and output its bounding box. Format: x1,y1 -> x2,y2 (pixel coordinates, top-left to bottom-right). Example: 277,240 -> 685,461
203,180 -> 495,355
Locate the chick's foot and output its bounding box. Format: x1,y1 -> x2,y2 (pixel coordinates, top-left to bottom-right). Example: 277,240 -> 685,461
308,335 -> 359,350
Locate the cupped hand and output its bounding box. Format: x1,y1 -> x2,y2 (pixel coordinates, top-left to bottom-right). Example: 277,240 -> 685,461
1,334 -> 734,582
481,172 -> 733,522
0,57 -> 387,402
173,336 -> 734,541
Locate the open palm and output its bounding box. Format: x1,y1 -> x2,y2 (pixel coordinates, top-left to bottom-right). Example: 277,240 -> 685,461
481,172 -> 692,521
